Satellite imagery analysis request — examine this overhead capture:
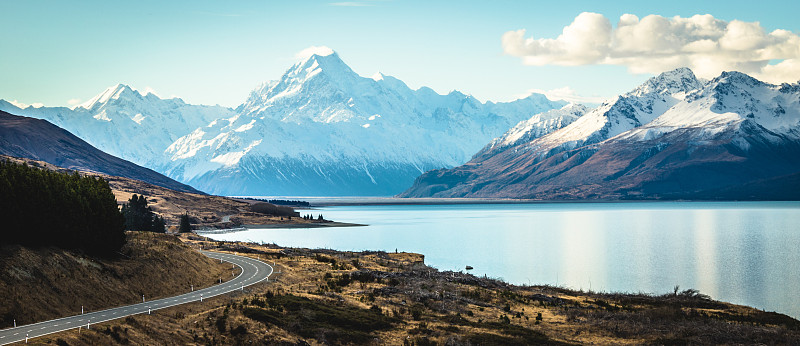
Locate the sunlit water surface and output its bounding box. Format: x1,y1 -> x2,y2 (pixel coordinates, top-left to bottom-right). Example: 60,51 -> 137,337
207,201 -> 800,318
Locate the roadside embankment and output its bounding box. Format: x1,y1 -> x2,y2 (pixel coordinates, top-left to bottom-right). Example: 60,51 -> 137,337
0,232 -> 229,328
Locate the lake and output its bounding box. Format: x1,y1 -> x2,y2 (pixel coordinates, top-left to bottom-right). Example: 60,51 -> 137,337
206,201 -> 800,319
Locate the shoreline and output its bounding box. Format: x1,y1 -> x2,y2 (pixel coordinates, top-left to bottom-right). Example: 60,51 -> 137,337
184,235 -> 800,344
195,221 -> 366,235
230,196 -> 800,207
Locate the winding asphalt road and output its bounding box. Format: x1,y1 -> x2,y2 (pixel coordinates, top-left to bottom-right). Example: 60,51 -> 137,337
0,251 -> 272,345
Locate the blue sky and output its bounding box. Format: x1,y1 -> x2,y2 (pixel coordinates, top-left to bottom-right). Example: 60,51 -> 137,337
1,0 -> 798,107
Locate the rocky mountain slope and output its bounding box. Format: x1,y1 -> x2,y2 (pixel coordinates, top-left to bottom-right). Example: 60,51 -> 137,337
1,51 -> 563,196
401,69 -> 800,200
0,110 -> 200,193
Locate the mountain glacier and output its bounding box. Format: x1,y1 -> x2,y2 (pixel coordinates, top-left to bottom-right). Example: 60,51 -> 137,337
1,51 -> 564,196
401,68 -> 800,199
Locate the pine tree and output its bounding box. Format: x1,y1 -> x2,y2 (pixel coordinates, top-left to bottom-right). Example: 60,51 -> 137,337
179,213 -> 192,233
122,194 -> 164,232
0,161 -> 125,256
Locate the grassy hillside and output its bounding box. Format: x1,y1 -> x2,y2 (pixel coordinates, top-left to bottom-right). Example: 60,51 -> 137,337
30,236 -> 800,345
0,232 -> 229,328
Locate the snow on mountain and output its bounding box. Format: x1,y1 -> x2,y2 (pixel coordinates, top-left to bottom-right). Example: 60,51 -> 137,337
0,85 -> 233,170
615,71 -> 800,144
531,67 -> 704,152
164,51 -> 565,195
477,103 -> 589,157
0,110 -> 201,194
401,68 -> 800,199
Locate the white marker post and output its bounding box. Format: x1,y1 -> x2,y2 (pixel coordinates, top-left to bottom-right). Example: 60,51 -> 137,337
148,308 -> 151,315
25,333 -> 28,343
81,306 -> 84,314
13,319 -> 15,328
200,293 -> 203,302
142,295 -> 145,303
191,285 -> 194,292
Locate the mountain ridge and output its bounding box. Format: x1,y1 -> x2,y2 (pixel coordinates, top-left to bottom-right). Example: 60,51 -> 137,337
1,50 -> 565,196
400,68 -> 800,200
0,110 -> 201,194
161,51 -> 565,195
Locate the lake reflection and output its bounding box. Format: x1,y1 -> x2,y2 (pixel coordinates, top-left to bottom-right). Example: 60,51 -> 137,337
207,201 -> 800,318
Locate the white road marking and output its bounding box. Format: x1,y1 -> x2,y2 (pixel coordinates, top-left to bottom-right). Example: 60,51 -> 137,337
1,252 -> 272,345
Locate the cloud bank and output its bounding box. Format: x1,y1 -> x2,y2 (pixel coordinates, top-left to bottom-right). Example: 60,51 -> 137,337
502,13 -> 800,83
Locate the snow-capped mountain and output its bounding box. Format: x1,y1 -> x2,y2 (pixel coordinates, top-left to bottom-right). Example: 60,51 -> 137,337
0,110 -> 200,194
530,67 -> 704,153
0,50 -> 564,196
401,68 -> 800,199
162,51 -> 564,195
0,85 -> 231,169
476,103 -> 589,158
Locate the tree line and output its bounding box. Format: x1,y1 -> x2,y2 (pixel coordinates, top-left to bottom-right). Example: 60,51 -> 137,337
0,161 -> 125,256
121,194 -> 166,233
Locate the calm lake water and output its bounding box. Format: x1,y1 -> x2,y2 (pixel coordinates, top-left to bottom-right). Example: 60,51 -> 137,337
207,201 -> 800,318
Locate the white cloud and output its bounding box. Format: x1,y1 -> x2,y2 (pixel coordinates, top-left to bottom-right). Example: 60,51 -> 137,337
503,13 -> 800,83
521,86 -> 609,105
294,45 -> 335,60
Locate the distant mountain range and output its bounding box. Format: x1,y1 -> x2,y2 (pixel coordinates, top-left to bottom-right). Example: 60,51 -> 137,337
0,51 -> 563,196
0,110 -> 200,194
401,68 -> 800,200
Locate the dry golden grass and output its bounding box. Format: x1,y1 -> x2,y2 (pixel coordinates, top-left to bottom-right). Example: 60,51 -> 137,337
0,232 -> 229,329
28,235 -> 800,345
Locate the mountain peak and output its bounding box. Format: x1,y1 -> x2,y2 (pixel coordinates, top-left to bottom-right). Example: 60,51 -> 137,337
631,67 -> 702,97
713,70 -> 766,89
285,48 -> 358,85
78,84 -> 140,110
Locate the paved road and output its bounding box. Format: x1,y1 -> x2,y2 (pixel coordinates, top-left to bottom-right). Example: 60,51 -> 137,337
0,251 -> 272,345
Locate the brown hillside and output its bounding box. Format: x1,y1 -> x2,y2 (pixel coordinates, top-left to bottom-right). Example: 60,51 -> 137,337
0,232 -> 229,328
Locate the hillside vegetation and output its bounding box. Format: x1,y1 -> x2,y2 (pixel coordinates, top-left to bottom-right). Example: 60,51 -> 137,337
32,236 -> 800,345
0,232 -> 229,328
0,160 -> 125,256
